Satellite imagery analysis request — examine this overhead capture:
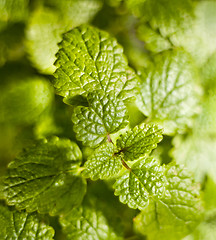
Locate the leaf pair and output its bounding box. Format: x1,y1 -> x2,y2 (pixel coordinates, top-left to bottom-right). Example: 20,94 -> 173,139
83,123 -> 164,209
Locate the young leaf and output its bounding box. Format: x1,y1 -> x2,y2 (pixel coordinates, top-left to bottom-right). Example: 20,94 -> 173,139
60,197 -> 123,240
113,157 -> 166,210
134,164 -> 202,240
72,90 -> 129,148
116,123 -> 163,161
53,24 -> 138,101
136,50 -> 199,134
83,143 -> 122,180
3,137 -> 86,215
0,204 -> 54,239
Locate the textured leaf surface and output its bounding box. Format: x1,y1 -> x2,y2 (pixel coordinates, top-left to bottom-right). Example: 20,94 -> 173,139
114,157 -> 166,210
136,50 -> 199,134
72,90 -> 129,147
3,137 -> 86,215
83,143 -> 122,180
0,204 -> 54,239
53,25 -> 138,101
60,198 -> 123,240
0,77 -> 54,124
134,164 -> 202,240
116,123 -> 163,161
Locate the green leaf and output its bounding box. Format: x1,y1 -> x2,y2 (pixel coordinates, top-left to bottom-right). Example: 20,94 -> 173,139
116,123 -> 163,161
72,90 -> 129,148
137,1 -> 216,67
83,143 -> 122,180
175,1 -> 216,67
113,157 -> 166,210
3,137 -> 86,215
0,204 -> 54,239
136,50 -> 199,134
0,77 -> 54,125
53,24 -> 138,101
25,2 -> 101,74
136,0 -> 194,52
134,164 -> 202,240
60,197 -> 123,240
172,134 -> 216,183
25,7 -> 63,74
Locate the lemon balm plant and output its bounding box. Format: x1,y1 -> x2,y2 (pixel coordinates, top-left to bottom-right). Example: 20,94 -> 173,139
0,0 -> 216,239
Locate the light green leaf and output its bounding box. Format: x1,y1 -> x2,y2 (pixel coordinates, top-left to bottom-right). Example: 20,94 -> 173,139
83,143 -> 122,180
113,157 -> 166,210
0,204 -> 54,239
25,7 -> 63,74
53,24 -> 138,101
60,198 -> 123,240
174,1 -> 216,67
135,0 -> 194,52
3,137 -> 86,215
172,134 -> 216,183
137,1 -> 216,67
25,1 -> 101,74
72,90 -> 129,148
116,123 -> 163,161
136,50 -> 199,134
0,77 -> 54,125
134,164 -> 202,240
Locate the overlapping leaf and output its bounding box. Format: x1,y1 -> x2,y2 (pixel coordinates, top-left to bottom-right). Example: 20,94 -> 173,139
116,123 -> 163,161
3,137 -> 86,215
136,50 -> 199,134
0,204 -> 54,239
60,198 -> 123,240
83,143 -> 122,180
113,157 -> 166,210
134,164 -> 202,240
53,24 -> 138,102
72,90 -> 129,148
